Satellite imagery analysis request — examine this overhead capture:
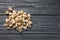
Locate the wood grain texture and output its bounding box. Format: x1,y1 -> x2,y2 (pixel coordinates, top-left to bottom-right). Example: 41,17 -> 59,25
0,0 -> 60,40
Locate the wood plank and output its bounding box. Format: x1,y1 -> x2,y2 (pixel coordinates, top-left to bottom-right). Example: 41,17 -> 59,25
0,8 -> 60,15
0,0 -> 59,15
0,16 -> 59,33
0,33 -> 60,40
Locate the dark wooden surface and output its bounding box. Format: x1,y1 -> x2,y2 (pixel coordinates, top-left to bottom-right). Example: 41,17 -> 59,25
0,0 -> 60,40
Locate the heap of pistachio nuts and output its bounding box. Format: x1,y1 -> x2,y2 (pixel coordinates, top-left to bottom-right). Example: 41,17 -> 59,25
4,7 -> 32,32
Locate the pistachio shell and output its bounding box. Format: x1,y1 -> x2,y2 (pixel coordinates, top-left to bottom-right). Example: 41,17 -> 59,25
28,21 -> 32,24
9,12 -> 12,15
5,18 -> 10,23
23,26 -> 27,30
15,17 -> 19,22
13,10 -> 16,13
5,11 -> 9,14
27,14 -> 31,17
20,10 -> 24,13
24,12 -> 27,15
4,23 -> 9,27
8,7 -> 13,11
10,19 -> 16,24
9,24 -> 13,27
18,29 -> 23,32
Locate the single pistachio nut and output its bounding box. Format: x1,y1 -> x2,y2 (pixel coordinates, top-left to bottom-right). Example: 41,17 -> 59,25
15,17 -> 19,22
28,21 -> 32,24
5,18 -> 10,23
17,16 -> 21,19
4,23 -> 9,27
16,26 -> 23,32
19,15 -> 23,18
18,26 -> 23,29
8,16 -> 12,20
25,23 -> 29,27
9,23 -> 13,27
6,27 -> 10,29
10,19 -> 16,24
24,12 -> 27,15
23,15 -> 28,19
23,23 -> 26,25
18,11 -> 21,15
22,14 -> 27,18
13,23 -> 18,28
19,10 -> 24,14
4,23 -> 11,29
22,22 -> 25,26
12,13 -> 17,17
9,12 -> 12,15
23,26 -> 27,30
27,14 -> 31,17
28,18 -> 31,20
5,11 -> 9,14
20,10 -> 24,13
18,29 -> 23,32
28,25 -> 31,27
17,23 -> 21,26
13,26 -> 16,28
23,19 -> 28,23
27,23 -> 31,27
8,7 -> 13,12
10,15 -> 15,19
13,10 -> 16,13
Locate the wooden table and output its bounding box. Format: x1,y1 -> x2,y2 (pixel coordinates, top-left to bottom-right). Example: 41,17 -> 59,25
0,0 -> 60,40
